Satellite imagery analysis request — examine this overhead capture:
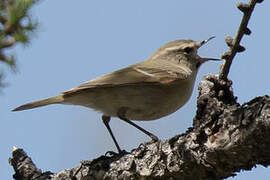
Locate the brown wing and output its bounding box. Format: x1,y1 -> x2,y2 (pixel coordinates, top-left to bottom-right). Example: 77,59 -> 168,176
63,60 -> 188,95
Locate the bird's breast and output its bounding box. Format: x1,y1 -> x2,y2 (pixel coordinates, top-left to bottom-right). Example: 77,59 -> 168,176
122,79 -> 195,120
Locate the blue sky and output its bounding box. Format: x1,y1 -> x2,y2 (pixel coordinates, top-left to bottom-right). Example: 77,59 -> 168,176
1,0 -> 270,179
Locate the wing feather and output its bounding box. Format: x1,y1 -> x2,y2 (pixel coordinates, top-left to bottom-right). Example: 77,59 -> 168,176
63,61 -> 188,95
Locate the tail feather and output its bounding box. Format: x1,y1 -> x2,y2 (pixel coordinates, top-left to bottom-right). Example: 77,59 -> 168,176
12,95 -> 64,111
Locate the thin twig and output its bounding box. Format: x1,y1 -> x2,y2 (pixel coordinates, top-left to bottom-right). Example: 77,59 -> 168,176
219,0 -> 263,80
0,52 -> 7,62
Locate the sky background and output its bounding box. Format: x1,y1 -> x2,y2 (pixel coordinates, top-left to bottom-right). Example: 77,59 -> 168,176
1,0 -> 269,179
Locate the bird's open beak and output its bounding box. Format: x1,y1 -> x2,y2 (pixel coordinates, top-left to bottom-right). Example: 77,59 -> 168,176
199,36 -> 216,47
199,57 -> 221,63
196,36 -> 222,63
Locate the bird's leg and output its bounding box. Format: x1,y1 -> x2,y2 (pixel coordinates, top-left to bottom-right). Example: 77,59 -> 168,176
102,115 -> 122,154
117,109 -> 159,142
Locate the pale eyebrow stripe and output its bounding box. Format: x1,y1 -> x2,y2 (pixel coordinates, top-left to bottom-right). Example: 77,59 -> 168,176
151,46 -> 182,59
164,46 -> 182,51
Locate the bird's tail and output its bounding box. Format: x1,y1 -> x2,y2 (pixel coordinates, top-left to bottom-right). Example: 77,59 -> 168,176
12,95 -> 64,111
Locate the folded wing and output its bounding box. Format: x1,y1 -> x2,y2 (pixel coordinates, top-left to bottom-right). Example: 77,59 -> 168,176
63,60 -> 188,95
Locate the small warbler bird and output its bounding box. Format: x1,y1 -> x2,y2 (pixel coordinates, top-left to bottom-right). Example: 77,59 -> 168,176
13,37 -> 219,153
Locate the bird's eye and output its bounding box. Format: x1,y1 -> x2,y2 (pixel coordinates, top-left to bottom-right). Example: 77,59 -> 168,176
183,47 -> 193,54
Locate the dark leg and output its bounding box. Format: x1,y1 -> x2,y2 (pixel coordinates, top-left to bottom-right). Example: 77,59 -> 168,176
117,111 -> 158,141
102,115 -> 122,153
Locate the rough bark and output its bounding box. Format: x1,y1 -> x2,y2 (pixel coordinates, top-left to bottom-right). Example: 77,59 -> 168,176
9,75 -> 270,180
9,1 -> 267,179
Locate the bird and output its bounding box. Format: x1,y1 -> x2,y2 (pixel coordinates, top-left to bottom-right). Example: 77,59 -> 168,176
13,37 -> 219,153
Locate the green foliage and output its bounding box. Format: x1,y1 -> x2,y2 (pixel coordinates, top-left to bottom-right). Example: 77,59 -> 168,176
0,0 -> 39,88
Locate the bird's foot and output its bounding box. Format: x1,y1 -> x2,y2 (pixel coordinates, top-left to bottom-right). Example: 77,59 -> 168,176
105,150 -> 128,157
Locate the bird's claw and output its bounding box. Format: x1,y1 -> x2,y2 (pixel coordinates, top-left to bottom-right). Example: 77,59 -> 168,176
105,150 -> 128,157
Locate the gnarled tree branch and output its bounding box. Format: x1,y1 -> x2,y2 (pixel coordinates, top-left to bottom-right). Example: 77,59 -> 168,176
9,0 -> 267,179
9,75 -> 270,180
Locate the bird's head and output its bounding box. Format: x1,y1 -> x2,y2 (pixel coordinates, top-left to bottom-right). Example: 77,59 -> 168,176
150,36 -> 220,70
